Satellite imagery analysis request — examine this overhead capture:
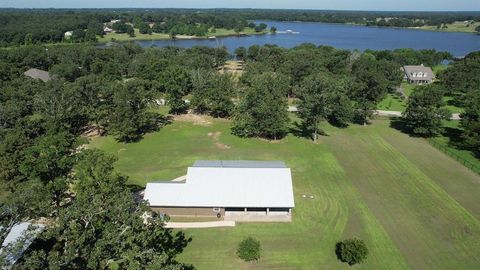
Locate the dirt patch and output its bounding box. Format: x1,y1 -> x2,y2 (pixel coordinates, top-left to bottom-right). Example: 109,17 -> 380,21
258,137 -> 287,144
215,142 -> 231,149
81,125 -> 105,138
207,131 -> 221,140
208,131 -> 231,149
174,113 -> 212,126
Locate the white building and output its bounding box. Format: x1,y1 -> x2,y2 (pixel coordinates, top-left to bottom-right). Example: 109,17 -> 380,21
0,222 -> 45,269
402,64 -> 435,84
144,161 -> 295,221
64,31 -> 73,39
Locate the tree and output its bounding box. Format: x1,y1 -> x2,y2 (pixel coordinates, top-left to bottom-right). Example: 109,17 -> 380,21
72,75 -> 114,134
255,23 -> 267,32
87,21 -> 104,36
335,238 -> 369,266
237,237 -> 261,262
460,90 -> 480,156
191,70 -> 235,117
298,73 -> 352,142
84,29 -> 97,42
270,26 -> 277,33
24,33 -> 33,46
351,54 -> 390,125
440,52 -> 480,96
19,150 -> 191,270
476,25 -> 480,34
403,85 -> 450,136
159,66 -> 191,115
109,80 -> 159,142
71,29 -> 85,42
234,24 -> 244,34
235,47 -> 247,61
232,72 -> 289,140
126,25 -> 135,37
139,22 -> 151,34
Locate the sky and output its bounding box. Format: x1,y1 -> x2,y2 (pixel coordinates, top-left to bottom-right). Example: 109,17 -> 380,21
1,0 -> 479,11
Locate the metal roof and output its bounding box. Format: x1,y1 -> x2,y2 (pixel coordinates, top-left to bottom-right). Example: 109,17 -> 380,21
193,160 -> 287,168
402,65 -> 435,81
144,161 -> 294,208
0,222 -> 45,267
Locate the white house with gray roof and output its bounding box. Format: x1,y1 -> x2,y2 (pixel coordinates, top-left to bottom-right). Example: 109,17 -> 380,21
144,160 -> 295,221
402,65 -> 435,84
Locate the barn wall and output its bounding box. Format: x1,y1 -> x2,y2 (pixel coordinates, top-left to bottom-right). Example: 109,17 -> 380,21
151,206 -> 225,217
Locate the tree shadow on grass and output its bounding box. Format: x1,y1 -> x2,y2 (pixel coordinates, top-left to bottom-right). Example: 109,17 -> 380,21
389,118 -> 412,136
139,112 -> 174,135
289,120 -> 328,141
390,118 -> 479,158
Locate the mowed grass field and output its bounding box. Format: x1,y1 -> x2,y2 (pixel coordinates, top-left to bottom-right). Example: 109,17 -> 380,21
414,21 -> 480,33
88,117 -> 480,269
97,27 -> 264,43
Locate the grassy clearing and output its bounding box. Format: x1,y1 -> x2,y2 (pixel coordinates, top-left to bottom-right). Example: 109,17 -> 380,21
89,116 -> 480,269
377,93 -> 406,111
378,81 -> 464,113
98,29 -> 170,42
97,27 -> 265,43
412,21 -> 480,33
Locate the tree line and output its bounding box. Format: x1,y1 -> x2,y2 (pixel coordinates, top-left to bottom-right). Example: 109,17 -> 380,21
231,45 -> 449,140
0,9 -> 254,46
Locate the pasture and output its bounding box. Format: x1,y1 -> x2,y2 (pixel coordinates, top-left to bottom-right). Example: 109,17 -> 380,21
89,117 -> 480,269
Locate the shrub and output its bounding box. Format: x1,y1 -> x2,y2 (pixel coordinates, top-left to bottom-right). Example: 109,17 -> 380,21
237,237 -> 261,261
335,238 -> 369,266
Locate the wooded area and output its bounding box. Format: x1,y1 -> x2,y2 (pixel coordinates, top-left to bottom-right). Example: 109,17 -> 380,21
0,40 -> 479,268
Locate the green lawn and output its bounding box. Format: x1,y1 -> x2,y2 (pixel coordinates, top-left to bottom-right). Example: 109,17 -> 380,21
378,82 -> 464,113
97,27 -> 265,43
89,117 -> 480,269
412,21 -> 480,33
377,93 -> 407,111
98,29 -> 170,43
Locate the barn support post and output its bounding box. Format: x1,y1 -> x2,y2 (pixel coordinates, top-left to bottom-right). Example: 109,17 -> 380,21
266,208 -> 270,215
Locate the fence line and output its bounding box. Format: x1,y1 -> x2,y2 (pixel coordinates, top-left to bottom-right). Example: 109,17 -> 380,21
427,139 -> 480,174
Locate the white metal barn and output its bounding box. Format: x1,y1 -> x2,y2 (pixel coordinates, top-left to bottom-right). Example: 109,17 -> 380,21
144,161 -> 295,221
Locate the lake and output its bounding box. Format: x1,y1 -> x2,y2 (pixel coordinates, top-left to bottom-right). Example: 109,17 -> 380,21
135,21 -> 480,57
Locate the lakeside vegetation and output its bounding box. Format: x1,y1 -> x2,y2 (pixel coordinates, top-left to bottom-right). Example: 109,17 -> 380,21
413,21 -> 480,33
97,27 -> 266,43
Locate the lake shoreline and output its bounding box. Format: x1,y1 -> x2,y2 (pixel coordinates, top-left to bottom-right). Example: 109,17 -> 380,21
96,30 -> 269,45
256,20 -> 480,34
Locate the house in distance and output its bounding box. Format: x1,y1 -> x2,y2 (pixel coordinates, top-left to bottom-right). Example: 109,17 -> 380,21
144,160 -> 295,222
402,64 -> 435,84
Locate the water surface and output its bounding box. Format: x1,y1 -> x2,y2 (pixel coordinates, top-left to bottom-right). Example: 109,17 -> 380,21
136,21 -> 480,57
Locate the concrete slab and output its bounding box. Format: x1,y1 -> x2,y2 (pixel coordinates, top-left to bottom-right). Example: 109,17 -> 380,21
165,221 -> 235,228
224,211 -> 292,222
